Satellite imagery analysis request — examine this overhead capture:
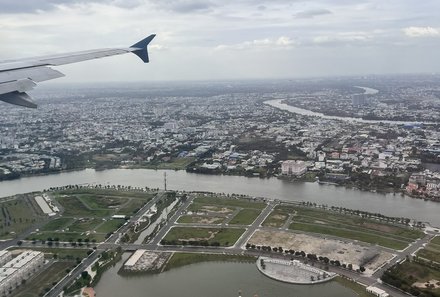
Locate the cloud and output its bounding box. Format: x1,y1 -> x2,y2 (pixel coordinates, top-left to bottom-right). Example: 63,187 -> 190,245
293,8 -> 332,19
403,26 -> 440,38
151,0 -> 215,13
313,32 -> 373,45
216,36 -> 294,50
0,0 -> 143,14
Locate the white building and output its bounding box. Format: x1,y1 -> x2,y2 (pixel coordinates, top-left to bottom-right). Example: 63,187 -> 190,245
281,160 -> 307,176
0,251 -> 44,296
366,286 -> 389,297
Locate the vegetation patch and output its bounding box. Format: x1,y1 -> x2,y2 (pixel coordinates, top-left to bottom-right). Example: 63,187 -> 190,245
382,260 -> 440,296
0,197 -> 44,239
263,206 -> 294,227
68,218 -> 103,232
229,209 -> 261,225
161,227 -> 245,247
333,276 -> 376,297
95,219 -> 124,233
55,195 -> 111,218
417,244 -> 440,263
40,218 -> 74,232
192,196 -> 266,210
177,215 -> 224,225
164,252 -> 255,271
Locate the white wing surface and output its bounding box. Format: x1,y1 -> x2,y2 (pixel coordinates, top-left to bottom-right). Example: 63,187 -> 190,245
0,34 -> 156,108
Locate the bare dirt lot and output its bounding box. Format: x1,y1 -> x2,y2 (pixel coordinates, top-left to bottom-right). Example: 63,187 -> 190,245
248,230 -> 393,274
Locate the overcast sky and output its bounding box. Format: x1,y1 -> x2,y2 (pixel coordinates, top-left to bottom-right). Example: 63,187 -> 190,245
0,0 -> 439,82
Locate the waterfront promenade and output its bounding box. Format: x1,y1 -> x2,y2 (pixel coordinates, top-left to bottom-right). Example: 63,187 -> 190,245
256,256 -> 336,284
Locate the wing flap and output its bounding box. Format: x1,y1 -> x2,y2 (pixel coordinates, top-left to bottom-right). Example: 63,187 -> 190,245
0,67 -> 64,83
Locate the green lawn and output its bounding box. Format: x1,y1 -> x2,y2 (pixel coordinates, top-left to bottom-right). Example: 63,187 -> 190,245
58,189 -> 155,200
55,196 -> 111,218
13,261 -> 74,297
164,252 -> 255,271
193,196 -> 266,210
262,207 -> 292,227
95,219 -> 124,233
229,209 -> 261,225
116,199 -> 148,215
293,207 -> 422,240
40,218 -> 74,232
163,227 -> 245,246
68,218 -> 103,232
151,157 -> 195,170
78,194 -> 128,209
0,198 -> 44,239
28,231 -> 106,243
417,243 -> 440,263
177,215 -> 224,225
432,236 -> 440,246
290,222 -> 408,250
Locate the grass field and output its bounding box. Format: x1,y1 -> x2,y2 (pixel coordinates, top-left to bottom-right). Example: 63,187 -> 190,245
28,231 -> 105,243
383,261 -> 440,296
177,215 -> 224,225
95,219 -> 124,233
262,206 -> 294,227
228,209 -> 261,225
116,199 -> 147,215
40,218 -> 74,232
78,194 -> 128,209
164,252 -> 255,271
0,198 -> 44,239
270,204 -> 423,250
432,236 -> 440,246
148,157 -> 195,170
334,277 -> 376,297
58,189 -> 155,200
56,195 -> 111,218
290,222 -> 408,250
68,218 -> 103,232
163,227 -> 245,246
192,196 -> 266,210
13,261 -> 74,297
417,242 -> 440,263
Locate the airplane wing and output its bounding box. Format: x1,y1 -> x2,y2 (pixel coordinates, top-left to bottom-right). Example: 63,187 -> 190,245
0,34 -> 156,108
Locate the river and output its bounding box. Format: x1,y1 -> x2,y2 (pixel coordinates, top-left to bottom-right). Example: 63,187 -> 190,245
264,86 -> 431,125
95,254 -> 357,297
1,168 -> 439,226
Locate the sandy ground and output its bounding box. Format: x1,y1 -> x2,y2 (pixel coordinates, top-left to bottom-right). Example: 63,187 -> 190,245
248,230 -> 393,272
413,279 -> 440,289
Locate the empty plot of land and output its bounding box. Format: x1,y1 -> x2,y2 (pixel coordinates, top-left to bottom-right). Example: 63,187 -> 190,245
191,196 -> 266,210
268,205 -> 422,250
228,209 -> 261,225
0,198 -> 44,239
177,215 -> 224,225
248,230 -> 393,271
263,206 -> 295,227
290,222 -> 409,250
162,227 -> 245,247
417,242 -> 440,263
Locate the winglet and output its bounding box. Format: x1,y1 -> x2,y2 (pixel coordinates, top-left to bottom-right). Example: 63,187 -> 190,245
130,34 -> 156,63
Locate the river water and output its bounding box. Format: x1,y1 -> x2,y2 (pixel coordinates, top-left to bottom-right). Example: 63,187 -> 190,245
95,254 -> 356,297
0,168 -> 439,226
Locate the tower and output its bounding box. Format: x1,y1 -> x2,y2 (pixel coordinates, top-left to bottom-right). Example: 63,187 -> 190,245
164,172 -> 167,191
